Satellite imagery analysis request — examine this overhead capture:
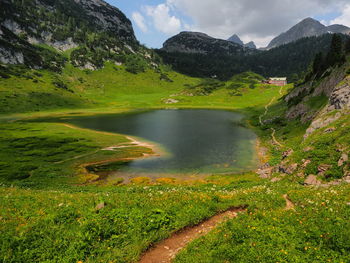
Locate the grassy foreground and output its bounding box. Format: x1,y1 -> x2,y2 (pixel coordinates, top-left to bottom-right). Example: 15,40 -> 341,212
1,66 -> 349,262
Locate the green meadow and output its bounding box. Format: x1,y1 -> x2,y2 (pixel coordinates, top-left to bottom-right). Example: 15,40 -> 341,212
1,63 -> 349,263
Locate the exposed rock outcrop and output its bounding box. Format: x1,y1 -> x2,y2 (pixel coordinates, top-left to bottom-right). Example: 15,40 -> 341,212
0,0 -> 138,68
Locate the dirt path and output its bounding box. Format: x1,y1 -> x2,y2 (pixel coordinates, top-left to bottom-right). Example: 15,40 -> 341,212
270,128 -> 284,147
259,96 -> 276,125
139,207 -> 246,263
283,194 -> 295,210
259,86 -> 286,147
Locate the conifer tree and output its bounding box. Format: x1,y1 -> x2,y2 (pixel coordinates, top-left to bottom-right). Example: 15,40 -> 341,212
325,34 -> 344,68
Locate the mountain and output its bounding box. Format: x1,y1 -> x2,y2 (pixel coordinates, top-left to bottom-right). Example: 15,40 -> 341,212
227,34 -> 244,45
228,34 -> 256,49
0,0 -> 142,71
158,33 -> 340,80
267,17 -> 350,49
244,41 -> 257,49
162,31 -> 252,56
327,24 -> 350,34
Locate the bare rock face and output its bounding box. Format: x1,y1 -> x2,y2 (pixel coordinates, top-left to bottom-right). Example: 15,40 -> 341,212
304,112 -> 342,138
302,75 -> 350,138
286,103 -> 310,121
73,0 -> 135,41
328,81 -> 350,110
0,47 -> 24,64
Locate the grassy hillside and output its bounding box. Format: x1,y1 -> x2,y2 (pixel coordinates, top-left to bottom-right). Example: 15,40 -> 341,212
0,62 -> 198,114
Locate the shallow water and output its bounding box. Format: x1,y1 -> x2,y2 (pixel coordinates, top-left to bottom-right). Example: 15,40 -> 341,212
61,109 -> 258,175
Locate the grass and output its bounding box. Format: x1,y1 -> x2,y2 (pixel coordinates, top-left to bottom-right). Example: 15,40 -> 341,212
1,63 -> 350,262
0,183 -> 248,263
175,183 -> 350,263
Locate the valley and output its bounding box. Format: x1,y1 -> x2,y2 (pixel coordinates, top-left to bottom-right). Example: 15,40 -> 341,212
1,1 -> 350,262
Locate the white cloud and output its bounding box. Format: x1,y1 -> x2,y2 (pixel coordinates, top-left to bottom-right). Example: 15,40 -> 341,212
132,12 -> 148,33
145,3 -> 182,35
330,4 -> 350,26
166,0 -> 348,47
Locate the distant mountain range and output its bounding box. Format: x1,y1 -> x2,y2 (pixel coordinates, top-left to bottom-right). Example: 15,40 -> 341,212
267,17 -> 350,49
162,31 -> 257,56
162,17 -> 350,55
227,34 -> 256,49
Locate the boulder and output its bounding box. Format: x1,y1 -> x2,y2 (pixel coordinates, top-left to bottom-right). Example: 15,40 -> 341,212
278,163 -> 298,174
282,149 -> 294,159
317,164 -> 332,175
302,159 -> 311,168
338,153 -> 348,167
324,127 -> 336,133
271,177 -> 282,182
95,202 -> 106,211
304,175 -> 322,186
257,167 -> 273,178
164,98 -> 179,104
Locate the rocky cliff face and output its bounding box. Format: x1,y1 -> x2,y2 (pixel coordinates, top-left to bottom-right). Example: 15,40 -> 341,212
267,18 -> 350,49
285,64 -> 350,139
0,0 -> 138,70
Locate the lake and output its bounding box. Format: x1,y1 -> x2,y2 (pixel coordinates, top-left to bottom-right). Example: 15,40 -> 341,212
60,109 -> 258,176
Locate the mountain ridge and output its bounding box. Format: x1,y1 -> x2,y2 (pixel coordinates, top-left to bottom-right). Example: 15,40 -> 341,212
162,31 -> 256,56
267,17 -> 350,49
227,34 -> 256,49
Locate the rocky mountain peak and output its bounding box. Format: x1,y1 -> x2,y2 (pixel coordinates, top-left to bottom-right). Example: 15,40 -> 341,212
244,41 -> 257,49
267,17 -> 327,49
267,17 -> 350,49
327,24 -> 350,34
228,34 -> 244,45
228,34 -> 256,49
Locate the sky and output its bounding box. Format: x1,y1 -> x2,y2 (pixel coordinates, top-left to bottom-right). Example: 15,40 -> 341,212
106,0 -> 350,48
